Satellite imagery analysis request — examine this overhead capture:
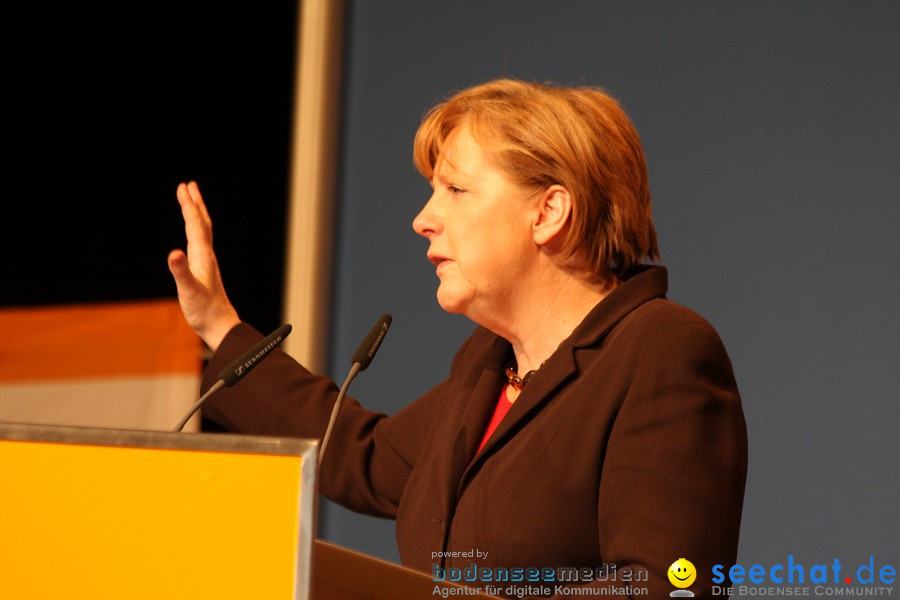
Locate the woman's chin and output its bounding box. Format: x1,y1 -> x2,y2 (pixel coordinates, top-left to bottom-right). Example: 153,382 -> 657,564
435,286 -> 472,316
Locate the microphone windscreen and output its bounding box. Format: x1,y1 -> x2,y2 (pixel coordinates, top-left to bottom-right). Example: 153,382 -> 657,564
351,314 -> 392,371
219,324 -> 292,386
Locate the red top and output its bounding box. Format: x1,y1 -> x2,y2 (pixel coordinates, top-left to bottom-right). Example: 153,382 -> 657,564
477,386 -> 515,453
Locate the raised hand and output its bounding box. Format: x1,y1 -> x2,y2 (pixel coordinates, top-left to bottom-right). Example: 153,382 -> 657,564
167,181 -> 241,351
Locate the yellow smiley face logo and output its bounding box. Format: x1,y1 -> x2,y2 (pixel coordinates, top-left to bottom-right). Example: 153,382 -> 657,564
668,558 -> 697,588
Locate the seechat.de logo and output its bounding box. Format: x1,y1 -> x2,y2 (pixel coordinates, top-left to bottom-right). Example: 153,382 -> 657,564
712,555 -> 896,586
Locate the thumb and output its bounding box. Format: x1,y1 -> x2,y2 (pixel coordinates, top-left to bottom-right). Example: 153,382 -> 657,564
167,249 -> 190,281
167,249 -> 204,296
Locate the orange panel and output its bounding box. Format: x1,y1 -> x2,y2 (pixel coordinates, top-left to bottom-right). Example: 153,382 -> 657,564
0,299 -> 201,382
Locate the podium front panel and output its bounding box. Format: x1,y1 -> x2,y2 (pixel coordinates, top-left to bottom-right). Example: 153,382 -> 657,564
0,423 -> 318,600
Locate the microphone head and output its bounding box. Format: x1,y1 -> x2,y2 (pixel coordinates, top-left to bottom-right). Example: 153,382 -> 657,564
219,323 -> 292,386
351,314 -> 392,371
174,324 -> 292,431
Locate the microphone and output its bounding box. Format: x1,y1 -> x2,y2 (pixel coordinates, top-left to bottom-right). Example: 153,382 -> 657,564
171,324 -> 293,432
351,314 -> 392,371
318,314 -> 391,468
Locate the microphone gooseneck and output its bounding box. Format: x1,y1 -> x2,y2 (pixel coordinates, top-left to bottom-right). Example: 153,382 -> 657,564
318,314 -> 392,469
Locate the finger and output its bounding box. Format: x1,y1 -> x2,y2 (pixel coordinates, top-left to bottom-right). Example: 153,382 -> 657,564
174,183 -> 219,295
187,180 -> 212,226
176,182 -> 213,247
175,181 -> 197,218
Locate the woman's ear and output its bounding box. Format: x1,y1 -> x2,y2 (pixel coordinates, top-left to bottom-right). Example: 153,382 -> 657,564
532,185 -> 572,247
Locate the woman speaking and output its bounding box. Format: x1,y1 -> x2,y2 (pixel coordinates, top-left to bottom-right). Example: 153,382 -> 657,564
168,78 -> 747,599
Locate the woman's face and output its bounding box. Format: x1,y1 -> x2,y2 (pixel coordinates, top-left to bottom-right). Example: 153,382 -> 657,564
413,124 -> 538,323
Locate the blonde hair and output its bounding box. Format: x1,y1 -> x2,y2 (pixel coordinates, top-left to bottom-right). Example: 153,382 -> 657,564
413,78 -> 659,283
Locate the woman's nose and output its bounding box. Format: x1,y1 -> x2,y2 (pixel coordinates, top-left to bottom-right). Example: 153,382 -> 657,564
412,194 -> 441,238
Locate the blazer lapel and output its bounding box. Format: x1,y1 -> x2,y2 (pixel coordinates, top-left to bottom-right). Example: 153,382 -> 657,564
452,362 -> 506,476
458,266 -> 669,485
441,335 -> 508,509
463,347 -> 577,479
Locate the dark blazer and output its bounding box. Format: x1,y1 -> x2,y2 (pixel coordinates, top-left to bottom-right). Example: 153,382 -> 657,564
201,266 -> 747,599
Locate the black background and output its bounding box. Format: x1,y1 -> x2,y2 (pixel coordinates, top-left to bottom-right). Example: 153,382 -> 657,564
6,3 -> 297,336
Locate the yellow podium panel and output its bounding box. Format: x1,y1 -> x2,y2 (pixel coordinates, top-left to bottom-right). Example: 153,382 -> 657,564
0,423 -> 317,600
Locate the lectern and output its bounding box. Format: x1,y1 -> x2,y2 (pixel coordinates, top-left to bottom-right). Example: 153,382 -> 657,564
0,423 -> 499,600
0,422 -> 317,600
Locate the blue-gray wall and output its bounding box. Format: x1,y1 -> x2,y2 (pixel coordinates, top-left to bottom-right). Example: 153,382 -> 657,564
322,0 -> 899,584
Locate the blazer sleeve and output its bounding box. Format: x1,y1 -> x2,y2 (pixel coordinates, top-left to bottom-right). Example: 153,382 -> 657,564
198,322 -> 455,518
594,318 -> 747,599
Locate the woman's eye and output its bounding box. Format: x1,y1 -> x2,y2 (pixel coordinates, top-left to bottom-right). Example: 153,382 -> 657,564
448,185 -> 465,195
